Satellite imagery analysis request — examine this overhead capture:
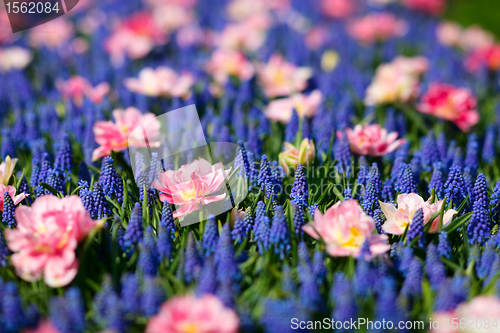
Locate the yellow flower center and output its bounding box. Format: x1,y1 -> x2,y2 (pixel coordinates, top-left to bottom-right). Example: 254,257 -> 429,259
273,69 -> 286,85
180,323 -> 199,333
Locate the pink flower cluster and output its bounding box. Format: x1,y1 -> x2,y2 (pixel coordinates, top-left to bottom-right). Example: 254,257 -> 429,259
465,44 -> 500,73
265,90 -> 322,123
92,107 -> 161,160
437,22 -> 495,51
341,124 -> 406,157
5,195 -> 103,287
380,193 -> 457,235
56,76 -> 110,107
320,0 -> 356,19
418,83 -> 479,132
153,158 -> 231,219
124,66 -> 194,99
303,199 -> 390,258
205,49 -> 254,85
146,294 -> 239,333
257,54 -> 312,98
347,13 -> 407,45
365,56 -> 429,106
402,0 -> 446,16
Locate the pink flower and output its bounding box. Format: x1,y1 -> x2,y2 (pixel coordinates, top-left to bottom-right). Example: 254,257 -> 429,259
465,44 -> 500,73
321,0 -> 356,19
364,56 -> 428,106
279,139 -> 316,175
460,25 -> 495,51
153,158 -> 231,219
431,296 -> 500,332
5,195 -> 103,287
105,12 -> 168,66
402,0 -> 446,16
264,90 -> 322,123
0,183 -> 27,211
418,83 -> 479,132
347,13 -> 407,45
146,294 -> 239,333
436,22 -> 462,47
340,124 -> 405,157
56,76 -> 110,107
124,67 -> 194,99
29,18 -> 74,49
305,26 -> 329,50
216,22 -> 266,52
257,54 -> 312,98
92,107 -> 161,160
24,320 -> 61,333
205,49 -> 254,85
152,3 -> 194,33
379,193 -> 457,235
303,200 -> 390,257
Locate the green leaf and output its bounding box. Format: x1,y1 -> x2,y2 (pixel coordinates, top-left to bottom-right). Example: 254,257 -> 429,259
39,182 -> 59,196
444,212 -> 472,233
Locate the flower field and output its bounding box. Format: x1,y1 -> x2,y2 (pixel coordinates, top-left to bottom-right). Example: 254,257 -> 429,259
1,0 -> 500,332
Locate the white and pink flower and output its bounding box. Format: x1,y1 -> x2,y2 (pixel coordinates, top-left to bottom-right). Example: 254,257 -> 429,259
303,199 -> 391,257
5,195 -> 103,287
418,83 -> 479,132
264,89 -> 322,123
29,18 -> 74,49
205,49 -> 255,84
146,294 -> 240,333
153,158 -> 231,218
347,13 -> 407,45
465,44 -> 500,73
92,107 -> 161,160
340,124 -> 405,157
379,193 -> 457,235
257,54 -> 312,98
124,67 -> 194,99
0,47 -> 32,72
0,156 -> 17,185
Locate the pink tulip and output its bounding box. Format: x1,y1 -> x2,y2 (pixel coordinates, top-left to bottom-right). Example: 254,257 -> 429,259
431,296 -> 500,332
278,139 -> 316,175
460,25 -> 495,51
402,0 -> 446,16
0,183 -> 27,211
303,199 -> 391,257
321,0 -> 356,19
56,76 -> 110,107
465,44 -> 500,73
264,89 -> 322,123
347,13 -> 407,45
0,47 -> 32,72
92,107 -> 161,161
257,54 -> 312,98
152,3 -> 194,33
340,124 -> 405,157
205,49 -> 255,84
418,83 -> 479,132
216,22 -> 266,52
379,193 -> 457,235
146,294 -> 240,333
5,195 -> 103,287
29,18 -> 74,49
153,158 -> 231,219
365,56 -> 428,106
105,12 -> 168,66
24,320 -> 61,333
124,67 -> 194,99
436,22 -> 462,47
305,26 -> 329,50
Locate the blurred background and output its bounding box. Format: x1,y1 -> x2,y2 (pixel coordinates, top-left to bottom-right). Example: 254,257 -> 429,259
447,0 -> 500,37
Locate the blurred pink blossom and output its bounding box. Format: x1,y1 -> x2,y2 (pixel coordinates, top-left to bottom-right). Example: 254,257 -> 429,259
153,158 -> 231,218
303,199 -> 391,257
402,0 -> 446,16
56,76 -> 110,106
418,83 -> 479,132
340,124 -> 405,157
465,44 -> 500,73
460,25 -> 495,51
205,49 -> 254,84
347,13 -> 407,45
105,12 -> 167,65
380,193 -> 457,235
153,4 -> 194,33
124,67 -> 194,99
0,47 -> 32,72
436,22 -> 462,47
92,107 -> 161,160
305,26 -> 329,50
29,18 -> 74,49
146,294 -> 240,333
265,89 -> 322,123
5,195 -> 103,287
216,22 -> 266,52
24,320 -> 61,333
365,56 -> 428,106
321,0 -> 356,19
257,54 -> 312,98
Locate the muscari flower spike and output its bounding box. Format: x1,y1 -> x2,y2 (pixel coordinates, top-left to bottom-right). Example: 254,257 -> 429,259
407,208 -> 425,248
362,163 -> 381,216
395,164 -> 418,194
290,164 -> 308,208
203,217 -> 219,256
270,206 -> 291,259
2,192 -> 16,228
